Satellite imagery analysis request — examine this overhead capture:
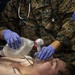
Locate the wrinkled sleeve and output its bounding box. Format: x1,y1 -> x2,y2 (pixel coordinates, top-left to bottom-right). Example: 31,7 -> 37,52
56,20 -> 75,50
0,0 -> 18,30
59,0 -> 75,13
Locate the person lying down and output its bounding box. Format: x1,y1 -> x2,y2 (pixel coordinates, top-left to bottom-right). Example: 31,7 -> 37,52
0,56 -> 75,75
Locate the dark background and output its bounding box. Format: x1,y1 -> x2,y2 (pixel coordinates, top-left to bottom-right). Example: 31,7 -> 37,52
0,0 -> 10,12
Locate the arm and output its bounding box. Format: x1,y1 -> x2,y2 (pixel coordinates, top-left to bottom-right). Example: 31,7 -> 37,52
59,0 -> 75,13
50,40 -> 62,51
35,20 -> 75,60
0,30 -> 4,40
35,40 -> 62,60
56,20 -> 75,51
0,0 -> 18,40
0,0 -> 22,49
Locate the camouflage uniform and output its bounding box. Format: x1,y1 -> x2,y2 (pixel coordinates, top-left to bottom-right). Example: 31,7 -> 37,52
0,0 -> 75,62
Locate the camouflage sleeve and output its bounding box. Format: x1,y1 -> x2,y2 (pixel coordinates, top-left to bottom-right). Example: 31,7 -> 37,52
0,0 -> 18,30
59,0 -> 75,13
56,20 -> 75,51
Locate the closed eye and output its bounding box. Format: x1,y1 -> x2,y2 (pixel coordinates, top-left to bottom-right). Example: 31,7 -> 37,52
51,60 -> 58,69
55,60 -> 58,68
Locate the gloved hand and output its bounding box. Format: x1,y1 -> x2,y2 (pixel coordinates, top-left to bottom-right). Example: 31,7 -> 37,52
72,11 -> 75,20
34,45 -> 55,60
2,29 -> 22,49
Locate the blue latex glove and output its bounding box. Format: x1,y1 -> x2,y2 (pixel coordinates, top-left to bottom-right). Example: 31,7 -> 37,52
2,29 -> 22,49
72,11 -> 75,20
34,45 -> 55,60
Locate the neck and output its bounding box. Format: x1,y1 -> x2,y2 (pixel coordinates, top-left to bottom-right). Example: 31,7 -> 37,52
17,64 -> 39,75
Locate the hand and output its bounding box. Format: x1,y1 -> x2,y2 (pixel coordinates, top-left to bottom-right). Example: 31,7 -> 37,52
2,29 -> 22,49
34,45 -> 55,60
72,11 -> 75,20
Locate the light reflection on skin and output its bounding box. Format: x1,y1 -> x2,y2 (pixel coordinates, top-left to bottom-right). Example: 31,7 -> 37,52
0,57 -> 66,75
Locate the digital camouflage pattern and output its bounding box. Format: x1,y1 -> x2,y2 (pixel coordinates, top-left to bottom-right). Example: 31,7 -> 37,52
0,0 -> 75,62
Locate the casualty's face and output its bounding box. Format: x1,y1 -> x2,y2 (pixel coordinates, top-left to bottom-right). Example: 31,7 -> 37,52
0,57 -> 66,75
33,58 -> 66,75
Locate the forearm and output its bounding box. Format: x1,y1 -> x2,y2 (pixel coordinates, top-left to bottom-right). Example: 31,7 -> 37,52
50,40 -> 62,51
0,30 -> 4,40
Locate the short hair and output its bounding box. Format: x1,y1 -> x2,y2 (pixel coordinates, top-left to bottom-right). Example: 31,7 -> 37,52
58,63 -> 75,75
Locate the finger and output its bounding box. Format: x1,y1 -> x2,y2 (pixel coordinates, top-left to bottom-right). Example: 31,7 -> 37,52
14,36 -> 20,49
34,52 -> 38,57
14,40 -> 19,49
7,39 -> 12,48
48,51 -> 53,58
38,47 -> 46,59
16,35 -> 22,44
9,37 -> 16,49
38,50 -> 42,58
38,49 -> 47,60
43,50 -> 51,60
41,46 -> 46,50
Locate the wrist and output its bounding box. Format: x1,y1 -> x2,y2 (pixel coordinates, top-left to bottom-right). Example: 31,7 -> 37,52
50,40 -> 62,51
48,45 -> 55,53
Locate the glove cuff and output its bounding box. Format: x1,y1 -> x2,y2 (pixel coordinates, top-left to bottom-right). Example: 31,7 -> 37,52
48,45 -> 55,53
